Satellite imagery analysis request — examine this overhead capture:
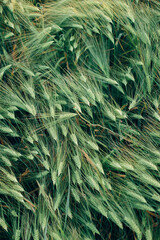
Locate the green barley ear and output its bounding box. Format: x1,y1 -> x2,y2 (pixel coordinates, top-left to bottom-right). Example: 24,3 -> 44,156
0,218 -> 8,232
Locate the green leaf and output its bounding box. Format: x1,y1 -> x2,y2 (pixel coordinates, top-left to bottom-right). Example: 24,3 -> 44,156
0,65 -> 12,80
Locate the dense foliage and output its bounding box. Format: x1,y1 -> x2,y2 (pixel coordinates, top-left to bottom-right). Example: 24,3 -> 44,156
0,0 -> 160,239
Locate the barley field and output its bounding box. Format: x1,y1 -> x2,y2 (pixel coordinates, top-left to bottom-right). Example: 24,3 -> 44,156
0,0 -> 160,239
